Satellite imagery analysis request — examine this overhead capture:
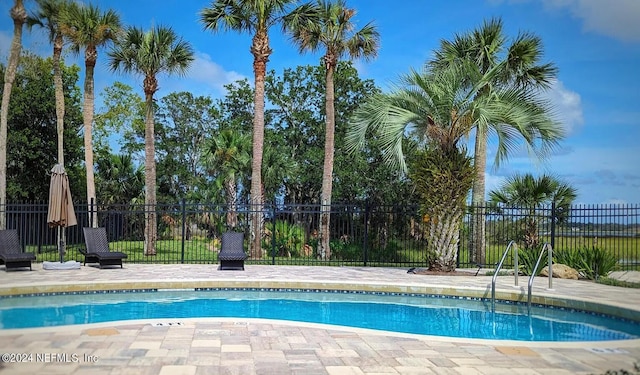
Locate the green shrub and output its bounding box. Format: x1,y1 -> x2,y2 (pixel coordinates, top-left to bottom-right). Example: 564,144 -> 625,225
553,247 -> 584,269
369,239 -> 404,263
330,239 -> 362,261
517,246 -> 541,276
263,221 -> 305,257
554,246 -> 618,280
597,277 -> 640,289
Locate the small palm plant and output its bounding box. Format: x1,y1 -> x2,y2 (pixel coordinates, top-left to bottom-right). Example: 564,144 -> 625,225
489,173 -> 577,251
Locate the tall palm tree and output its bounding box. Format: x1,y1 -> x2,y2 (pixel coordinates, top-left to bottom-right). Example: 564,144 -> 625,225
59,3 -> 121,228
347,61 -> 559,271
109,25 -> 194,256
0,0 -> 27,230
27,0 -> 73,166
489,173 -> 577,250
430,18 -> 561,265
200,0 -> 297,258
284,0 -> 379,260
205,129 -> 251,229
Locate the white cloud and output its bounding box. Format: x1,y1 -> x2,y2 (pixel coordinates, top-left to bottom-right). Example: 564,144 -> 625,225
487,0 -> 640,42
603,198 -> 627,205
484,173 -> 507,197
547,146 -> 640,203
543,80 -> 583,135
543,0 -> 640,42
187,52 -> 246,94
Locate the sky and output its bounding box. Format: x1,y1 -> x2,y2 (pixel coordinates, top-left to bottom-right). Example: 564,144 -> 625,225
1,0 -> 639,205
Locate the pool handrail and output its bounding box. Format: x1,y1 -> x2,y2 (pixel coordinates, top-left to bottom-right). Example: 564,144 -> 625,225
491,240 -> 518,311
527,242 -> 554,310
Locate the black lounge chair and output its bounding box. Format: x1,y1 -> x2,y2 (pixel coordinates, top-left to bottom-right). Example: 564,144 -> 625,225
81,227 -> 127,268
219,231 -> 247,270
0,229 -> 36,271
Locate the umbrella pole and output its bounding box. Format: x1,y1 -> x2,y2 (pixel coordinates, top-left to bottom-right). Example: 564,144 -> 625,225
58,227 -> 64,263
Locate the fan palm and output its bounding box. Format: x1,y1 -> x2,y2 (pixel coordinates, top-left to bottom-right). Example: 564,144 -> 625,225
284,0 -> 379,260
430,18 -> 562,265
200,0 -> 297,258
489,173 -> 577,250
0,0 -> 27,230
96,153 -> 144,206
27,0 -> 73,165
205,129 -> 251,229
59,2 -> 121,228
108,25 -> 194,255
347,61 -> 559,271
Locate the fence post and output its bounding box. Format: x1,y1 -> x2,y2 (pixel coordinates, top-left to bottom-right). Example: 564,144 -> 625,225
271,202 -> 276,265
363,202 -> 370,266
90,198 -> 94,229
180,199 -> 186,264
550,202 -> 556,250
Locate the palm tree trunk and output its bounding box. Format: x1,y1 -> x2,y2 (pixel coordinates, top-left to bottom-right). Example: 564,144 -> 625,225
428,205 -> 465,272
53,34 -> 65,165
0,0 -> 26,230
250,69 -> 265,258
83,51 -> 98,228
319,64 -> 336,260
225,177 -> 238,229
143,91 -> 157,256
249,30 -> 270,259
470,126 -> 487,265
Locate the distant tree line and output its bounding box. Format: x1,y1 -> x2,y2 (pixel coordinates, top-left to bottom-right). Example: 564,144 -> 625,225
1,55 -> 417,210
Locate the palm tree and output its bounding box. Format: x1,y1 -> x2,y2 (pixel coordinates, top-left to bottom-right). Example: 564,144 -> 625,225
430,18 -> 561,265
489,173 -> 577,250
96,153 -> 144,206
27,0 -> 73,166
108,25 -> 194,256
200,0 -> 297,258
205,129 -> 251,229
284,0 -> 379,260
347,61 -> 559,271
59,2 -> 121,228
0,0 -> 27,230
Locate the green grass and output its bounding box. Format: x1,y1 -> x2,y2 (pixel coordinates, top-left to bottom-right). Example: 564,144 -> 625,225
28,234 -> 639,271
30,239 -> 219,263
596,277 -> 640,289
469,236 -> 640,271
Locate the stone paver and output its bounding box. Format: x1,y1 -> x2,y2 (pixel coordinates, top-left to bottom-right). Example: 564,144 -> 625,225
0,264 -> 639,374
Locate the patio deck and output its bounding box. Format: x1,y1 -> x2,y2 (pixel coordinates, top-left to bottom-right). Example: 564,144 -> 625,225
0,264 -> 639,374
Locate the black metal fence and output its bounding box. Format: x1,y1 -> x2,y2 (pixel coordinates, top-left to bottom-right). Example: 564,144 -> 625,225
1,202 -> 638,269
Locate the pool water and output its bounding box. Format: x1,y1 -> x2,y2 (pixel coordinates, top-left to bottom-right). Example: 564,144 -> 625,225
1,289 -> 639,341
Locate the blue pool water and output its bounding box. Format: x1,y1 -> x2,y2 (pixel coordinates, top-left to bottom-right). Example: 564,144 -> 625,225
1,289 -> 639,341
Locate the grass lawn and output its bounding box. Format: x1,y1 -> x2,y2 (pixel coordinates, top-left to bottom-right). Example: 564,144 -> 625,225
29,234 -> 639,271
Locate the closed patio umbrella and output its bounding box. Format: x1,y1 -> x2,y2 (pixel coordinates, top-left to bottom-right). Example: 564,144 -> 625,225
47,164 -> 77,263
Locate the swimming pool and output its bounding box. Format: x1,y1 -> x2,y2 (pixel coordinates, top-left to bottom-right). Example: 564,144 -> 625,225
2,288 -> 639,341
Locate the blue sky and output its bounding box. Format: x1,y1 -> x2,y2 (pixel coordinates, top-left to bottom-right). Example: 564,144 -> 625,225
1,0 -> 639,204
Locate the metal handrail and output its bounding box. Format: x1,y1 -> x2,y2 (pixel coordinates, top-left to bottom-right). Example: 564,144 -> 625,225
491,241 -> 518,310
527,243 -> 554,309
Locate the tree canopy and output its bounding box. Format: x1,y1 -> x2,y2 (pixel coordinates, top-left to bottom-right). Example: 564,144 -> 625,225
1,52 -> 83,201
